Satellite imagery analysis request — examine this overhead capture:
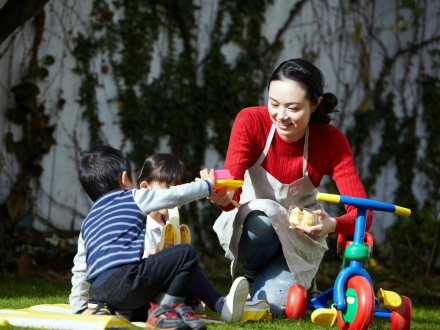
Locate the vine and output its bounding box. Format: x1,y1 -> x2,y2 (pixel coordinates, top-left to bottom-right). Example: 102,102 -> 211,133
386,50 -> 440,276
67,1 -> 440,272
72,32 -> 104,147
2,0 -> 438,278
344,0 -> 440,276
1,9 -> 64,267
71,0 -> 303,255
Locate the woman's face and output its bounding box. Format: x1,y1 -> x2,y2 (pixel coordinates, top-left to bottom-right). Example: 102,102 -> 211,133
268,79 -> 319,142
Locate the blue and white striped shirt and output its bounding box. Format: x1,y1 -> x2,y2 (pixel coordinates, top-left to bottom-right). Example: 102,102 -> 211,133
81,190 -> 145,280
81,180 -> 211,281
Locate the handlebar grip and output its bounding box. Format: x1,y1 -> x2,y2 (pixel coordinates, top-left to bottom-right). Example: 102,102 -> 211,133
316,193 -> 340,204
317,193 -> 412,217
394,206 -> 411,217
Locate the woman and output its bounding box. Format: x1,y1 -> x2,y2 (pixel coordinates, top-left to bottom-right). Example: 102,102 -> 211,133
210,59 -> 373,317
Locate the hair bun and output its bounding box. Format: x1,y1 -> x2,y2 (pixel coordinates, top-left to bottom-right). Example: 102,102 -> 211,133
321,93 -> 338,113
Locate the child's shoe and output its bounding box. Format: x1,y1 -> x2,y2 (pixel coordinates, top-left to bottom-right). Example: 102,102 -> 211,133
244,299 -> 271,312
192,303 -> 206,317
91,302 -> 115,315
172,303 -> 207,330
184,290 -> 206,317
220,276 -> 249,323
146,302 -> 187,330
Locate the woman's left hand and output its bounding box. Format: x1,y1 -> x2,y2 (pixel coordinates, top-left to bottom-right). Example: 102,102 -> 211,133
290,209 -> 336,240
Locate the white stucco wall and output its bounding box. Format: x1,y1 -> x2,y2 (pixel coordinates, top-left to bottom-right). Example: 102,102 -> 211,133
0,0 -> 438,242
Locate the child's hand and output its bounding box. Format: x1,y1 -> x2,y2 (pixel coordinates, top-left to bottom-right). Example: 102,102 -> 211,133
195,168 -> 215,192
82,308 -> 94,315
163,241 -> 174,249
150,241 -> 174,255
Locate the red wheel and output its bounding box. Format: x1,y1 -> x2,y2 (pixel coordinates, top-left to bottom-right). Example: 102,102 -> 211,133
285,284 -> 307,320
390,296 -> 411,330
336,276 -> 375,330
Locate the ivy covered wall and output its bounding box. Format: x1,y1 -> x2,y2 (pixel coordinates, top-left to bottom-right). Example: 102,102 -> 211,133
1,0 -> 439,275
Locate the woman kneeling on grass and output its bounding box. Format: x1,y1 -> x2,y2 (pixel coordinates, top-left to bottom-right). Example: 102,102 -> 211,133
209,58 -> 373,317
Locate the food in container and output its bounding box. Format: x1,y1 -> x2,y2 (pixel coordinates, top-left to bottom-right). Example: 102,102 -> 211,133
288,206 -> 318,227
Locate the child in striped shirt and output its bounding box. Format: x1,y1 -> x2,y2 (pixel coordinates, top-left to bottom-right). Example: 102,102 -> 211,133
77,146 -> 216,329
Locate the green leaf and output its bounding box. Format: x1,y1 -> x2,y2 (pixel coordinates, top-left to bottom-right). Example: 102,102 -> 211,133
71,67 -> 83,75
6,105 -> 29,125
401,21 -> 409,31
402,0 -> 412,8
5,190 -> 24,220
14,140 -> 31,164
4,132 -> 15,153
413,8 -> 423,18
43,55 -> 55,66
57,98 -> 66,111
390,23 -> 397,31
38,67 -> 49,80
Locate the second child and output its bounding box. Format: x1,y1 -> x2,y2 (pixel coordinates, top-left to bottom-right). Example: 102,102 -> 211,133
138,153 -> 253,323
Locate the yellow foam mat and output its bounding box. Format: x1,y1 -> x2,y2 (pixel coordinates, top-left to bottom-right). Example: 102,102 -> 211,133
0,303 -> 271,328
0,304 -> 131,329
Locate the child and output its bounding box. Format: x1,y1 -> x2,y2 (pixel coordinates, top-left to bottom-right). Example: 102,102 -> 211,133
70,152 -> 251,324
137,153 -> 253,323
75,145 -> 216,330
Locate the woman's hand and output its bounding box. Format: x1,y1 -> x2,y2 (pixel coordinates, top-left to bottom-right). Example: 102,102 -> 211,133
290,209 -> 336,240
207,187 -> 232,207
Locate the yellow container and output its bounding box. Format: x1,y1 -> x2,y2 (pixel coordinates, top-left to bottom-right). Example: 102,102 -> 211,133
214,179 -> 244,191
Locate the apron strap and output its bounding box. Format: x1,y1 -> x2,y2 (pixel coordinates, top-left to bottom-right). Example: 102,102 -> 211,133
303,124 -> 310,177
253,123 -> 310,177
255,124 -> 276,167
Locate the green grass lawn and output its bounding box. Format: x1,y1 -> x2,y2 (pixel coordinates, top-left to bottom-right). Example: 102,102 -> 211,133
0,274 -> 439,330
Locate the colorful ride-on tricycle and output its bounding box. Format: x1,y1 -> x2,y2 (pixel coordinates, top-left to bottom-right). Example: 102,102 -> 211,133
286,193 -> 412,330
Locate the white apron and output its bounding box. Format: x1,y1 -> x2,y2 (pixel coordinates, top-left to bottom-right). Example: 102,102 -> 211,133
213,124 -> 328,289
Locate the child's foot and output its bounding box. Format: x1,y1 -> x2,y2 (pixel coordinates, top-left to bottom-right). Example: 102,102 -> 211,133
172,303 -> 207,330
221,276 -> 249,323
91,302 -> 115,315
146,302 -> 187,330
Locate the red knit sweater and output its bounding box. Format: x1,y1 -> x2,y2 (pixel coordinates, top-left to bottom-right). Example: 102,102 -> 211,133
221,107 -> 372,236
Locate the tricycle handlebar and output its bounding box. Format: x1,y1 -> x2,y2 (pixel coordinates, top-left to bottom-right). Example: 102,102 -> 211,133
316,193 -> 411,217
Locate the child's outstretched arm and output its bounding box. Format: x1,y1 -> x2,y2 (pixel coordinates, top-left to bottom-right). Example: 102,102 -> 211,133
133,169 -> 215,215
69,233 -> 92,314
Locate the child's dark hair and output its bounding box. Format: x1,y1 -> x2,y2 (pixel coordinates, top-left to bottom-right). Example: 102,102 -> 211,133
137,153 -> 187,186
268,58 -> 338,125
78,146 -> 133,202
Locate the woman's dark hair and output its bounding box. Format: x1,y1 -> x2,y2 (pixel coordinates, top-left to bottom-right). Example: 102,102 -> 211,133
268,59 -> 338,125
137,153 -> 187,186
78,145 -> 134,202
